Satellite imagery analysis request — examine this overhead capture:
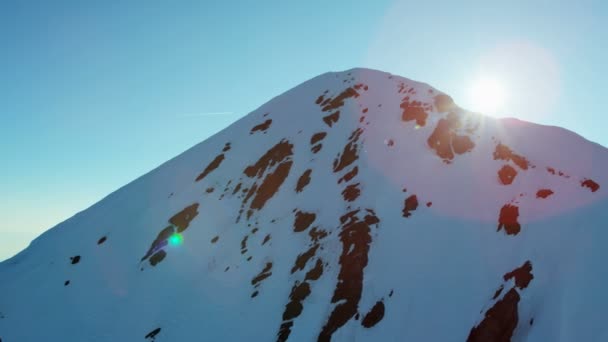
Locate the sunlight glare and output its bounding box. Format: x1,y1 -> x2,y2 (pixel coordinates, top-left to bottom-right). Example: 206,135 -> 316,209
468,77 -> 507,116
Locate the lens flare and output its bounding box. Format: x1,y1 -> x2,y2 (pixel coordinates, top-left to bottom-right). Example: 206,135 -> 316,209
168,233 -> 183,246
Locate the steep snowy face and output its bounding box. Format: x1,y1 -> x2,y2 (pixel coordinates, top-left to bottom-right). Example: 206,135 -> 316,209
1,68 -> 607,342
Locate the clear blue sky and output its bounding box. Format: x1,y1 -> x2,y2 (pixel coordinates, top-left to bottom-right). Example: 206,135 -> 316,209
1,0 -> 606,260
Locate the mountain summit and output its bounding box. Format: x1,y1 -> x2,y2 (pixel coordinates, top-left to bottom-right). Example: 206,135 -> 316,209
1,68 -> 606,341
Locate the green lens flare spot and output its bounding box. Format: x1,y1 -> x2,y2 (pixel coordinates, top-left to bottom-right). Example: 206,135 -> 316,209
168,233 -> 184,246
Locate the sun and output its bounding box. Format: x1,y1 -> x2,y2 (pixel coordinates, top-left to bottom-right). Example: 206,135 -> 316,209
468,77 -> 507,116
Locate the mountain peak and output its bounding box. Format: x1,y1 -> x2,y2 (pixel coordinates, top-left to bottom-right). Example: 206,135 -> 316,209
1,68 -> 606,341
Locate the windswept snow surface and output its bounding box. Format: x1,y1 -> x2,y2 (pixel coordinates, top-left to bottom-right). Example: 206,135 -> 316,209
1,68 -> 607,341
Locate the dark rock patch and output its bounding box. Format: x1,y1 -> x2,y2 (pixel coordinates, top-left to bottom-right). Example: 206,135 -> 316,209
427,119 -> 454,161
293,211 -> 316,233
333,128 -> 364,173
361,301 -> 385,328
211,236 -> 219,243
321,87 -> 360,112
452,135 -> 475,154
581,179 -> 600,192
322,111 -> 340,127
241,140 -> 294,219
400,99 -> 428,127
311,144 -> 323,154
282,282 -> 311,321
232,183 -> 242,195
277,321 -> 294,342
296,169 -> 312,193
342,183 -> 361,202
426,112 -> 476,162
149,250 -> 167,266
195,154 -> 225,182
141,203 -> 199,265
262,234 -> 271,245
338,166 -> 358,184
492,285 -> 504,300
222,142 -> 231,152
250,119 -> 272,134
170,203 -> 200,233
145,327 -> 161,341
315,95 -> 325,105
493,143 -> 530,170
244,140 -> 293,178
310,132 -> 327,145
497,204 -> 521,235
70,255 -> 81,265
241,235 -> 248,254
318,209 -> 379,341
467,288 -> 520,342
64,280 -> 70,286
536,189 -> 554,199
402,195 -> 419,218
498,165 -> 517,185
97,236 -> 107,245
141,225 -> 173,261
306,259 -> 324,281
251,262 -> 273,287
503,261 -> 534,289
309,228 -> 328,242
291,244 -> 320,274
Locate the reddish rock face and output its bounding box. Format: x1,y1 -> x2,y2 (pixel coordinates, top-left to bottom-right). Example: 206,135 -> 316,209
498,165 -> 518,185
503,261 -> 534,289
333,128 -> 364,173
581,179 -> 600,192
338,166 -> 358,184
310,132 -> 327,145
250,119 -> 272,134
141,203 -> 200,266
320,87 -> 360,112
468,288 -> 520,342
536,189 -> 554,199
361,301 -> 385,328
323,111 -> 340,127
400,99 -> 428,127
240,140 -> 294,220
318,209 -> 379,341
170,203 -> 200,232
493,143 -> 530,170
296,169 -> 312,193
468,261 -> 534,342
497,204 -> 521,235
452,135 -> 475,155
293,210 -> 316,233
251,262 -> 273,287
402,195 -> 419,218
427,113 -> 476,162
434,94 -> 455,112
195,154 -> 225,182
342,183 -> 361,202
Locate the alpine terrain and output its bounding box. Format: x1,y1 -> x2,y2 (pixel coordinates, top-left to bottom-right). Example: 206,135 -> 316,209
1,68 -> 606,341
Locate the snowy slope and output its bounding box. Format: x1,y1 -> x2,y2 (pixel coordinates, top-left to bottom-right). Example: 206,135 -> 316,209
1,68 -> 606,342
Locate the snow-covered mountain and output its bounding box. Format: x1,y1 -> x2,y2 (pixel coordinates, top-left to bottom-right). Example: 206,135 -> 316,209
1,68 -> 606,342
